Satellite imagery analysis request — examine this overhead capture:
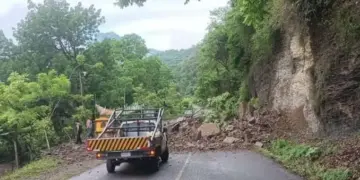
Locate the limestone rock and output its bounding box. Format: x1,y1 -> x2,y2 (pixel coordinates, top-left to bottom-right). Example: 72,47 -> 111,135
225,125 -> 235,131
223,137 -> 239,144
197,123 -> 220,137
194,131 -> 202,141
255,141 -> 263,148
238,102 -> 248,119
248,117 -> 256,124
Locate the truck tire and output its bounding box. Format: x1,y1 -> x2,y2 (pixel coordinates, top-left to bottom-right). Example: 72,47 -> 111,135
149,158 -> 160,172
106,159 -> 116,173
161,147 -> 169,163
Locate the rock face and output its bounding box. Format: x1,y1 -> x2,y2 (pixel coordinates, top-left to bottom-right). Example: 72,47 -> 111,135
197,123 -> 220,137
251,8 -> 321,135
271,30 -> 321,135
251,0 -> 360,136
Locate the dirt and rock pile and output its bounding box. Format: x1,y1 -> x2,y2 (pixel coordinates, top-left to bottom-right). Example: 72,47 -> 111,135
42,143 -> 93,165
168,110 -> 287,152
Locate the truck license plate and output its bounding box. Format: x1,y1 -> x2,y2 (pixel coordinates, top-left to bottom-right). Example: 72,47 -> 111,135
121,152 -> 131,157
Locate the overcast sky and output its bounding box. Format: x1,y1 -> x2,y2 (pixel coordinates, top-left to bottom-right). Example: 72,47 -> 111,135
0,0 -> 228,50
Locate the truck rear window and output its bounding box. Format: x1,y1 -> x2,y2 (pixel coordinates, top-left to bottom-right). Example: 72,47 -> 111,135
121,122 -> 155,132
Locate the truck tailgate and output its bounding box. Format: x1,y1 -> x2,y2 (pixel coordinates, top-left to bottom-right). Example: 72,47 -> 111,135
87,137 -> 149,152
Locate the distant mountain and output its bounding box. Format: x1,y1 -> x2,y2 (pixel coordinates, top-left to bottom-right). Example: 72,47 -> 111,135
95,32 -> 121,42
148,47 -> 197,68
94,32 -> 196,69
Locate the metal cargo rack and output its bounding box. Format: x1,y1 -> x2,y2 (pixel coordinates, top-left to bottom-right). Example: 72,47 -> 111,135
97,107 -> 164,141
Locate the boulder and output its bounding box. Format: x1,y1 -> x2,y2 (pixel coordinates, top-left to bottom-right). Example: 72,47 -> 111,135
248,117 -> 256,124
225,125 -> 235,131
194,131 -> 202,140
223,137 -> 239,144
255,141 -> 263,148
239,122 -> 246,131
197,123 -> 220,137
238,102 -> 248,119
170,123 -> 180,132
186,142 -> 196,147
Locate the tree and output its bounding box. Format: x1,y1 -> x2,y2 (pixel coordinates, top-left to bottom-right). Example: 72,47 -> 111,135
110,34 -> 148,62
14,0 -> 105,71
0,70 -> 70,166
0,30 -> 14,60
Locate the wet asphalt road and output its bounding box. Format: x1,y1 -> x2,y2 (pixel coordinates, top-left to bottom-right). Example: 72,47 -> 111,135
70,151 -> 302,180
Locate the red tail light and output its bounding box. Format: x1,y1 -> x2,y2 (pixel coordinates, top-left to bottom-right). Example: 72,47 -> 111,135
96,152 -> 104,159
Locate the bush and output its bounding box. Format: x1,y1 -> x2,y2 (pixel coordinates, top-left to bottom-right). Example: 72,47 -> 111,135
319,169 -> 351,180
1,157 -> 60,180
266,139 -> 351,180
204,92 -> 238,123
270,139 -> 322,161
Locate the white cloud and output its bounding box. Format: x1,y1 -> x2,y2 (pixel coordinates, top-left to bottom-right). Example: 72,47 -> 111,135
0,0 -> 228,50
110,15 -> 209,35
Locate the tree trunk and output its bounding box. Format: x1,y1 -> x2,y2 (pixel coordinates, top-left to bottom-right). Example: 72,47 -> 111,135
79,72 -> 83,97
27,144 -> 33,161
44,130 -> 50,151
13,140 -> 19,169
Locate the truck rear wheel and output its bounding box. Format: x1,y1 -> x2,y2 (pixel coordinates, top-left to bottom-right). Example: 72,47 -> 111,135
149,158 -> 160,172
161,147 -> 169,163
106,159 -> 116,173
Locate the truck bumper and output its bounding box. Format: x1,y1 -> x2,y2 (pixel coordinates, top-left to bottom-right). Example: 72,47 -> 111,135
95,149 -> 157,160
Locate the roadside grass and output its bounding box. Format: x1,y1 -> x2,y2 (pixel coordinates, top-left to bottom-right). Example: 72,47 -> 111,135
259,139 -> 351,180
0,157 -> 61,180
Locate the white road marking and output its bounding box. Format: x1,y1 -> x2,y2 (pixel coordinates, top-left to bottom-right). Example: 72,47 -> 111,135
175,152 -> 192,180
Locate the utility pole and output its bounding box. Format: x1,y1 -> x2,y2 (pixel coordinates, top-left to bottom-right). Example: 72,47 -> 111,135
123,84 -> 126,109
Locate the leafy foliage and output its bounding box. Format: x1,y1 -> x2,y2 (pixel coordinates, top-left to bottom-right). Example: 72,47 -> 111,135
266,139 -> 351,180
291,0 -> 334,22
13,0 -> 105,76
0,71 -> 70,163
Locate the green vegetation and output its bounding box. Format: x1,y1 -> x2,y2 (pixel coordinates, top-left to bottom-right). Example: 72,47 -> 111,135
0,0 -> 184,169
262,139 -> 351,180
111,0 -> 287,122
0,157 -> 60,180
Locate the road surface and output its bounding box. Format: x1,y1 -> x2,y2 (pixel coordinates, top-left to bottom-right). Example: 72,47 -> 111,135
70,151 -> 302,180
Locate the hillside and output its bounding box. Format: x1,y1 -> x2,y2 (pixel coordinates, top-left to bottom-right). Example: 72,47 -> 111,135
148,47 -> 197,68
95,32 -> 195,69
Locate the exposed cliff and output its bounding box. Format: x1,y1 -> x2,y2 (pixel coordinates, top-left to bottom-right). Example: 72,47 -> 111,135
252,0 -> 360,137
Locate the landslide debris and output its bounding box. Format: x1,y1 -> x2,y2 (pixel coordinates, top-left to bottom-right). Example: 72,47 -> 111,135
41,142 -> 93,165
168,110 -> 285,152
